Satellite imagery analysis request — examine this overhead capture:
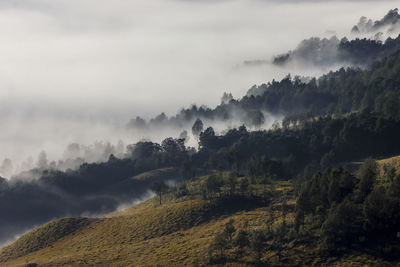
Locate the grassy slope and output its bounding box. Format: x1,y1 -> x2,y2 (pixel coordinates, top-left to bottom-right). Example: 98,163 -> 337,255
0,197 -> 258,266
0,217 -> 96,262
0,177 -> 292,267
2,160 -> 400,266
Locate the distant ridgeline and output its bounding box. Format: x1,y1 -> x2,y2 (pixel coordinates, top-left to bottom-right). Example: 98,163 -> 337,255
128,34 -> 400,130
246,41 -> 400,119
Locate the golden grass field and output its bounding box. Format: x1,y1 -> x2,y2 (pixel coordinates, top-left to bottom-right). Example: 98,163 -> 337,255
0,198 -> 274,266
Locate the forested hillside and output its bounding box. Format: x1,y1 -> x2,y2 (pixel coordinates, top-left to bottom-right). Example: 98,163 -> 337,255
1,157 -> 399,266
128,35 -> 400,130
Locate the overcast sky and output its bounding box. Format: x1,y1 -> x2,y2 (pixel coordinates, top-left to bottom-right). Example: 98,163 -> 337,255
0,0 -> 397,170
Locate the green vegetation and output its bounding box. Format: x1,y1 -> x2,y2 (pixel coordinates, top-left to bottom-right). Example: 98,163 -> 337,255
203,161 -> 400,266
296,161 -> 400,257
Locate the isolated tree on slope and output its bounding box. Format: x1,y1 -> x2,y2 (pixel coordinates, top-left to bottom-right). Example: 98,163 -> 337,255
150,180 -> 168,205
224,219 -> 236,242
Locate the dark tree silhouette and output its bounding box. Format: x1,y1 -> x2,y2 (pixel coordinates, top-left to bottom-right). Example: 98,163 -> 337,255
223,219 -> 236,243
150,181 -> 169,205
235,230 -> 249,258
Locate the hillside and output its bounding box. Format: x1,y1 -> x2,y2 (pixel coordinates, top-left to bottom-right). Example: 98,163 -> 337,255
1,194 -> 267,266
0,165 -> 180,245
1,169 -> 399,267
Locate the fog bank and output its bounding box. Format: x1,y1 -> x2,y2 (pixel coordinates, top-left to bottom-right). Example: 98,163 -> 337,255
0,0 -> 397,174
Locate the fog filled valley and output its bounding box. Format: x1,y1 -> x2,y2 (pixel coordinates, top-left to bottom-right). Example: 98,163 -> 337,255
1,1 -> 400,266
